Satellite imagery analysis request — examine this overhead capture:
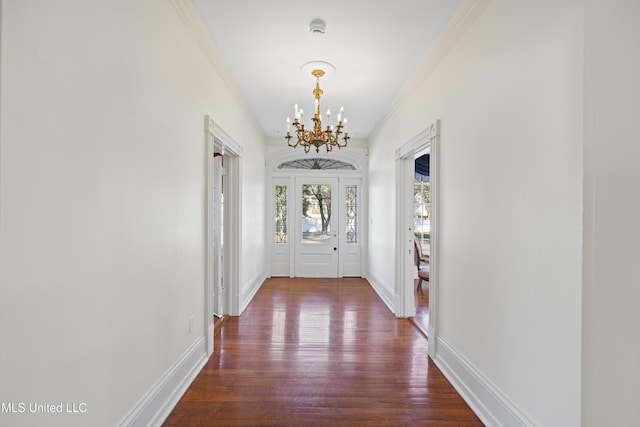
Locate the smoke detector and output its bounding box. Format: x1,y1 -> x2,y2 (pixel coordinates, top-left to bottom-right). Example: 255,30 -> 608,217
309,19 -> 326,36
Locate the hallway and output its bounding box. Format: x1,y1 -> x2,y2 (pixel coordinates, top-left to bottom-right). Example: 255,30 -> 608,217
164,278 -> 482,426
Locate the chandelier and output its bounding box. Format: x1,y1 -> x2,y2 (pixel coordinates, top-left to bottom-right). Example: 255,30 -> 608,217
285,69 -> 350,153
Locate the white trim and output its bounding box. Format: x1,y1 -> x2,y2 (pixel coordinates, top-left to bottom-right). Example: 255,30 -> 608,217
224,153 -> 242,315
239,273 -> 267,313
394,155 -> 416,318
266,148 -> 368,279
434,336 -> 537,427
394,121 -> 440,325
427,124 -> 439,359
369,0 -> 490,141
118,337 -> 207,427
395,121 -> 440,160
204,117 -> 215,357
207,323 -> 214,356
170,0 -> 263,136
205,117 -> 242,319
364,275 -> 397,315
210,116 -> 243,156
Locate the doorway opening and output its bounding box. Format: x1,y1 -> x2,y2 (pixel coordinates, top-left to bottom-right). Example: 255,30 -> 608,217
268,152 -> 367,279
205,116 -> 242,356
413,153 -> 430,335
211,152 -> 227,334
395,120 -> 439,358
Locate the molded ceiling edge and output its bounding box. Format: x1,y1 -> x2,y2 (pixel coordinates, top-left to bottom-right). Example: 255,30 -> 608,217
368,0 -> 491,141
170,0 -> 266,139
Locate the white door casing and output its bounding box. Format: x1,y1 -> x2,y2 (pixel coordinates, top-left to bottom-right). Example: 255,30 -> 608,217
205,116 -> 242,356
395,120 -> 440,358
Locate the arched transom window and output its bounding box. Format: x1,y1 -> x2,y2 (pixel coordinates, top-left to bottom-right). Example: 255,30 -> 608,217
278,158 -> 356,170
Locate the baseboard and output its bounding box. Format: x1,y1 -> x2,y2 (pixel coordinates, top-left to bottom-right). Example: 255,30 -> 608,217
207,323 -> 214,356
239,274 -> 266,314
433,336 -> 537,427
364,274 -> 396,315
118,337 -> 208,427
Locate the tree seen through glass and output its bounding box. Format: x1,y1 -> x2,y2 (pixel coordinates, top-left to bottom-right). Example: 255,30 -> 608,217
302,184 -> 331,242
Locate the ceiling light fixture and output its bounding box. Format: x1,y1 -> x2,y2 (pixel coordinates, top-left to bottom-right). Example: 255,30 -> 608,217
285,68 -> 350,153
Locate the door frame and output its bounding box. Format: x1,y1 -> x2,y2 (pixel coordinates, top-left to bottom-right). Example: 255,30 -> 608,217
205,116 -> 242,357
395,119 -> 440,359
266,149 -> 368,279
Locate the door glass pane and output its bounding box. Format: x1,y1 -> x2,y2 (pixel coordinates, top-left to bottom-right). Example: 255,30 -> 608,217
302,184 -> 331,243
345,185 -> 358,244
274,185 -> 287,243
414,179 -> 430,255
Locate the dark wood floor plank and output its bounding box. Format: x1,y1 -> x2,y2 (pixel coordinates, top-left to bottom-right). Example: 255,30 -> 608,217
163,278 -> 483,426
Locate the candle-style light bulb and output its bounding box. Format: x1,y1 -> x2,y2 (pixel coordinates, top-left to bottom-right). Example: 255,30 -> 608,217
286,117 -> 291,132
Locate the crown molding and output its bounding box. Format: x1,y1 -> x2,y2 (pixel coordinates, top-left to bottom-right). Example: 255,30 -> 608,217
369,0 -> 491,141
170,0 -> 265,138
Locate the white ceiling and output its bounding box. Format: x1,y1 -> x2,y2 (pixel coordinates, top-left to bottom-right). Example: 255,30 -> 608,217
193,0 -> 463,139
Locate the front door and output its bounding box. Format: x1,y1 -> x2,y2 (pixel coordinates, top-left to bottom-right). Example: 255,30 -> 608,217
294,178 -> 339,277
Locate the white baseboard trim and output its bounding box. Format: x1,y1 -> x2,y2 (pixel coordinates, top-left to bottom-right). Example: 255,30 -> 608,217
118,336 -> 208,427
433,336 -> 537,427
364,274 -> 396,315
239,274 -> 266,314
207,323 -> 214,356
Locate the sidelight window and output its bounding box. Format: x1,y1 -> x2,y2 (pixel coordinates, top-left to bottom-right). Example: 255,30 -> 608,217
345,185 -> 358,244
274,185 -> 287,243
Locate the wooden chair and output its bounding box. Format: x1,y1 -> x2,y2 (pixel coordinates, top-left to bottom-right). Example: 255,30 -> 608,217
413,238 -> 430,291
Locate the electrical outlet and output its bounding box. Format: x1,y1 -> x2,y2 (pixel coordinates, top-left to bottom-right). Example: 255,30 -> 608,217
189,316 -> 194,333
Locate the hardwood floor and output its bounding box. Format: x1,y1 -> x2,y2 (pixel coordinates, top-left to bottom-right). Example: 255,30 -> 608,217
163,278 -> 482,426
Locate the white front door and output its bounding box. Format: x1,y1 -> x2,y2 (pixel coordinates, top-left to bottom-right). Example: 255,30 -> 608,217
294,177 -> 339,277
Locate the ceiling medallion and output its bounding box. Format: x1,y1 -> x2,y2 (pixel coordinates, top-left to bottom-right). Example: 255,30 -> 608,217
285,68 -> 350,153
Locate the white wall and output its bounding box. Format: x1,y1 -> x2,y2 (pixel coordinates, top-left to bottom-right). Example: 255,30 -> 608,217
0,1 -> 265,426
583,0 -> 640,425
368,0 -> 583,425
